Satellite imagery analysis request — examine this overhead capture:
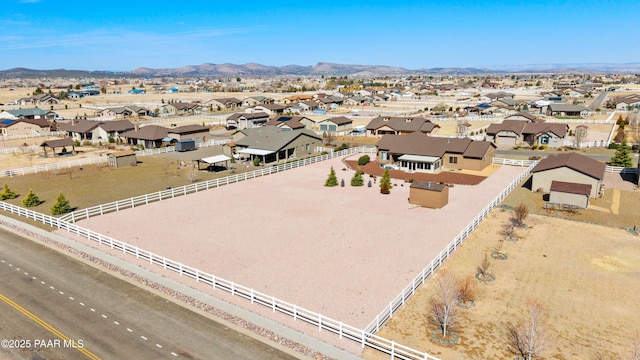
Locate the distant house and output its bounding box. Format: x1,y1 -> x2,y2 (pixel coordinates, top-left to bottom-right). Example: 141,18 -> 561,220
0,118 -> 51,137
0,108 -> 57,120
530,152 -> 606,198
242,96 -> 275,107
167,124 -> 209,143
365,116 -> 440,136
58,119 -> 134,141
266,115 -> 315,131
98,107 -> 133,119
159,102 -> 200,116
504,112 -> 543,122
375,132 -> 496,173
207,98 -> 242,109
546,104 -> 589,117
485,120 -> 569,148
233,126 -> 322,164
317,116 -> 353,133
120,125 -> 169,149
127,88 -> 146,94
17,94 -> 60,106
249,103 -> 287,115
226,112 -> 270,130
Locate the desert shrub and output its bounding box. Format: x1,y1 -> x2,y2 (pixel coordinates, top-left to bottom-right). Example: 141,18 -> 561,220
357,155 -> 370,166
539,145 -> 548,150
380,169 -> 391,194
457,275 -> 477,304
513,203 -> 529,226
253,156 -> 261,167
22,190 -> 41,208
351,169 -> 364,186
531,144 -> 538,150
324,167 -> 338,187
0,184 -> 18,200
108,135 -> 115,143
50,193 -> 72,215
335,143 -> 349,151
607,142 -> 619,149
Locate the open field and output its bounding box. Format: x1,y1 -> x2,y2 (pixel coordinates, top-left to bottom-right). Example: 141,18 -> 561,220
362,210 -> 640,359
50,155 -> 527,355
0,150 -> 258,213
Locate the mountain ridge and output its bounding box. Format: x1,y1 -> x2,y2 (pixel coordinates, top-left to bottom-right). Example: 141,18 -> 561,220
1,62 -> 639,78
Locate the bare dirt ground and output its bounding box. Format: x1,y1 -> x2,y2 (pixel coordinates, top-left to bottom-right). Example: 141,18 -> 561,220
53,155 -> 527,355
362,210 -> 640,360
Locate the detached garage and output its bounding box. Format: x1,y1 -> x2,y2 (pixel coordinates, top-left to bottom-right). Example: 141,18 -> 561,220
549,180 -> 591,209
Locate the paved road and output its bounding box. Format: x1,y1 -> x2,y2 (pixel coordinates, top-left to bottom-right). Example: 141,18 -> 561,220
0,227 -> 299,360
496,148 -> 619,162
589,91 -> 609,110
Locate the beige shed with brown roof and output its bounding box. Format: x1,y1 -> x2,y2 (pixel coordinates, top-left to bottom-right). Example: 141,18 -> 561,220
549,180 -> 591,209
409,181 -> 449,208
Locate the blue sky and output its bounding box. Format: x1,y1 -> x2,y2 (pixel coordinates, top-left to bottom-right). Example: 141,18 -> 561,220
1,0 -> 638,71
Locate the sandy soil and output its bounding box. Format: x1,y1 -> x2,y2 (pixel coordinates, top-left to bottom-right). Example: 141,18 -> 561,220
53,155 -> 527,354
362,210 -> 640,360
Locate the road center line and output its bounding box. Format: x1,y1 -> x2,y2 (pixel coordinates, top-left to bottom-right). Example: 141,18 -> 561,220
0,293 -> 100,360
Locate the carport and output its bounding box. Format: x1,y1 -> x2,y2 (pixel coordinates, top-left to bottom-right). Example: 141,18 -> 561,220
195,154 -> 231,171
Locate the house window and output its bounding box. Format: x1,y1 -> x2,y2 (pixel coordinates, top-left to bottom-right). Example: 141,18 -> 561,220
380,151 -> 388,161
449,156 -> 458,164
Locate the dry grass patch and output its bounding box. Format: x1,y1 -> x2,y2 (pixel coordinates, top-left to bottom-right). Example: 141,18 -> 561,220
0,156 -> 249,214
363,210 -> 640,360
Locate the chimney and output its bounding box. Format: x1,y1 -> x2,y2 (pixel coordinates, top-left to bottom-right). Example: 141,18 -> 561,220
135,123 -> 139,131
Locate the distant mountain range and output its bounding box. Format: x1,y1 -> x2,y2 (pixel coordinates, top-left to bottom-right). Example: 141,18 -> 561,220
1,62 -> 640,78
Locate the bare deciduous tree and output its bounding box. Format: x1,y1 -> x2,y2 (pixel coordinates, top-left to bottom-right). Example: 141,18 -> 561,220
428,271 -> 461,339
513,203 -> 529,227
506,299 -> 548,360
187,165 -> 198,183
456,275 -> 477,305
476,252 -> 492,280
501,222 -> 517,241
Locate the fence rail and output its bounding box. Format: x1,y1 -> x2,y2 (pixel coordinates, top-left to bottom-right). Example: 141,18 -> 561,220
492,157 -> 537,167
60,146 -> 377,223
1,130 -> 67,141
364,161 -> 538,334
0,152 -> 440,360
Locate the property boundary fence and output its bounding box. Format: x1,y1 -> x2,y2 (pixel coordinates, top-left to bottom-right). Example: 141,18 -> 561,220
1,130 -> 67,141
0,150 -> 543,360
59,147 -> 377,223
0,196 -> 439,360
364,161 -> 537,334
492,157 -> 537,167
0,139 -> 231,178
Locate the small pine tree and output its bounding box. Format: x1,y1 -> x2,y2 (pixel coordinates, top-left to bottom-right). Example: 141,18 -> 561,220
610,139 -> 633,167
0,184 -> 18,200
324,167 -> 338,187
380,169 -> 392,194
351,169 -> 364,186
50,192 -> 72,215
22,190 -> 40,208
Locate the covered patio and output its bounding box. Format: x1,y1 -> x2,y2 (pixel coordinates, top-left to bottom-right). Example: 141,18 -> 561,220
237,148 -> 276,164
40,138 -> 76,157
397,154 -> 442,173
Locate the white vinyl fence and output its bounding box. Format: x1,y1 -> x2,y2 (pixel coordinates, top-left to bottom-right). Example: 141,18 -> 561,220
0,193 -> 439,360
365,160 -> 537,334
60,147 -> 377,223
1,139 -> 231,178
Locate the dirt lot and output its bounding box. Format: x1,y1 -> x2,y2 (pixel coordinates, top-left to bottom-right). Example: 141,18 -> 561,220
362,210 -> 640,360
51,156 -> 527,355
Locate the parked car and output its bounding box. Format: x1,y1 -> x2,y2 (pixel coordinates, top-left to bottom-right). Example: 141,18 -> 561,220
381,163 -> 399,170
